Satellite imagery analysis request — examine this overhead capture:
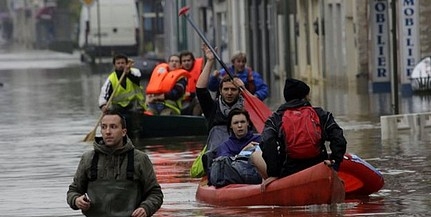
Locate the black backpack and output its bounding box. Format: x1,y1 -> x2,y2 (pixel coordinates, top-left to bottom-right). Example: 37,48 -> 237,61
209,156 -> 261,188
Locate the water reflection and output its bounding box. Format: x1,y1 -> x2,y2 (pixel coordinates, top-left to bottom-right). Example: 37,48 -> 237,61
140,137 -> 206,184
0,51 -> 431,216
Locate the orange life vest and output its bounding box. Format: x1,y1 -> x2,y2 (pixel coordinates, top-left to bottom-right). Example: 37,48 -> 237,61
185,57 -> 203,94
146,63 -> 190,94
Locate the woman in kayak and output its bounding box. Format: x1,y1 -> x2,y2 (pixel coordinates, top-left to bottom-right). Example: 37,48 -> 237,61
209,108 -> 262,187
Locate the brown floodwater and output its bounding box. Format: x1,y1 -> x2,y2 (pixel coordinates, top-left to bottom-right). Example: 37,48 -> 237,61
0,49 -> 430,216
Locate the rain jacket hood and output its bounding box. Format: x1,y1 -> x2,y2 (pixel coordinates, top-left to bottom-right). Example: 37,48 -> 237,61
94,136 -> 134,155
67,136 -> 163,217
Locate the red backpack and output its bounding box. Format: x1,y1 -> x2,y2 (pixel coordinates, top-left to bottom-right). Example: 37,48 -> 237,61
280,106 -> 322,159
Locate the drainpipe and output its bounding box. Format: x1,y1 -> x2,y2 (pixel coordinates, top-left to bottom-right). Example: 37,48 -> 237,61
138,0 -> 144,55
96,0 -> 101,63
286,0 -> 295,79
390,0 -> 399,114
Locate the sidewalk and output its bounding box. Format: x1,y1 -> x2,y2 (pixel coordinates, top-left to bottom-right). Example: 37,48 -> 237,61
0,42 -> 81,70
0,42 -> 80,61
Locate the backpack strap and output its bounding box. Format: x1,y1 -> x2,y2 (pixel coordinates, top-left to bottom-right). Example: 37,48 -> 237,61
245,67 -> 256,94
90,151 -> 99,181
275,110 -> 285,145
273,111 -> 287,166
126,149 -> 135,181
311,107 -> 328,155
312,107 -> 328,140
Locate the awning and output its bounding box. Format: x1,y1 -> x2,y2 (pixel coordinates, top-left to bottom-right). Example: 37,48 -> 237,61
36,7 -> 55,20
0,12 -> 10,19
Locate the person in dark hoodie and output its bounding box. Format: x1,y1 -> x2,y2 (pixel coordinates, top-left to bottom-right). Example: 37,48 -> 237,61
67,111 -> 163,217
251,78 -> 347,191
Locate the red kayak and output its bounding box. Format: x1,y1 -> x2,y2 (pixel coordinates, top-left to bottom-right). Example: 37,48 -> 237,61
196,162 -> 345,206
195,153 -> 384,206
338,153 -> 384,196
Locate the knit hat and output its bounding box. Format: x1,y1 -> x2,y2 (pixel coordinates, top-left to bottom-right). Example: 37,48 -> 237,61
283,78 -> 310,102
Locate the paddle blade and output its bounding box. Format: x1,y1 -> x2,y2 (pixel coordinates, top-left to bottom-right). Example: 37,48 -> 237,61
83,112 -> 105,143
83,129 -> 96,142
178,6 -> 190,16
337,171 -> 364,193
241,90 -> 272,133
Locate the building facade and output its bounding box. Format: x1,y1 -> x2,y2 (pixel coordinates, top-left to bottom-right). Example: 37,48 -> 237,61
160,0 -> 431,105
3,0 -> 431,104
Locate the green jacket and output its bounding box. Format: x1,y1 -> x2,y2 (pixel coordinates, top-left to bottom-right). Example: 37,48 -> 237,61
67,137 -> 163,216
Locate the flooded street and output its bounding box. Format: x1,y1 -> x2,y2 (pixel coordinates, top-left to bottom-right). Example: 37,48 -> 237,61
0,48 -> 430,217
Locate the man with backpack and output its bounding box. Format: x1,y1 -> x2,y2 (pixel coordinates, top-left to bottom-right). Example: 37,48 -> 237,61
207,51 -> 269,101
251,78 -> 347,190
